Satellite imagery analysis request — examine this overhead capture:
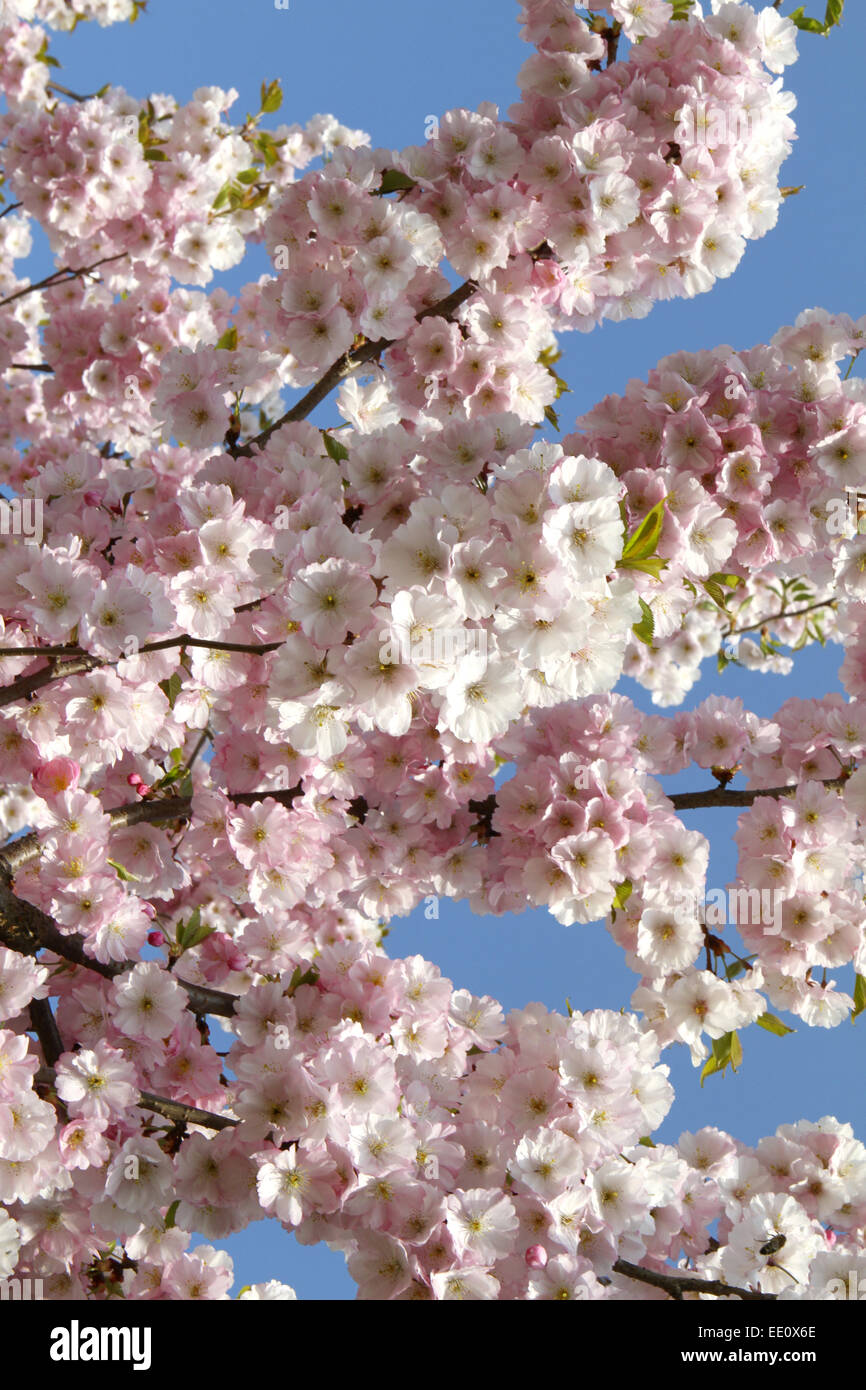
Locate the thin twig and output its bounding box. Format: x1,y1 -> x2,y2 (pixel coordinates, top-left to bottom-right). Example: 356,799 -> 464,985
0,783 -> 305,879
0,635 -> 283,658
232,279 -> 478,458
47,81 -> 102,103
34,1067 -> 238,1131
0,252 -> 128,310
726,597 -> 837,638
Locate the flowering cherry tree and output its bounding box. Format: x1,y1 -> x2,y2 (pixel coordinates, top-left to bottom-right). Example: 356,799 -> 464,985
0,0 -> 862,1303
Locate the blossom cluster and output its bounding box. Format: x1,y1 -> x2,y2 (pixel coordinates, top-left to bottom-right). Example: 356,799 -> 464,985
2,951 -> 865,1299
0,0 -> 862,1301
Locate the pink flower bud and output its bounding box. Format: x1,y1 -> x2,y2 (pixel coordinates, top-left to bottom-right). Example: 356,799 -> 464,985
32,757 -> 81,798
83,491 -> 101,507
147,931 -> 164,947
136,783 -> 151,797
127,773 -> 143,787
826,1227 -> 837,1247
525,1245 -> 548,1269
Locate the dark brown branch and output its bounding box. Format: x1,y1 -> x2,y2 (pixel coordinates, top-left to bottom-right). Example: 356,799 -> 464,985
727,597 -> 837,638
137,1091 -> 239,1131
232,279 -> 478,458
0,252 -> 129,310
0,655 -> 99,710
0,783 -> 304,880
0,635 -> 283,658
29,997 -> 65,1067
0,881 -> 237,1017
0,204 -> 23,221
6,363 -> 54,373
0,635 -> 283,712
34,1068 -> 238,1131
613,1259 -> 775,1302
668,775 -> 847,811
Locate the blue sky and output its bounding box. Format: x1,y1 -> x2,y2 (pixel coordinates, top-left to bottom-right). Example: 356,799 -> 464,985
20,1 -> 866,1298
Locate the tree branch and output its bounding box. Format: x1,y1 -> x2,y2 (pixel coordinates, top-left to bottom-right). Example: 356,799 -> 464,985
0,656 -> 99,710
137,1090 -> 239,1131
34,1067 -> 239,1131
726,597 -> 837,638
0,204 -> 23,221
0,783 -> 304,880
668,775 -> 847,811
0,252 -> 129,310
231,279 -> 478,458
0,635 -> 283,658
29,997 -> 65,1067
6,363 -> 54,374
0,881 -> 238,1017
612,1258 -> 775,1301
47,81 -> 103,103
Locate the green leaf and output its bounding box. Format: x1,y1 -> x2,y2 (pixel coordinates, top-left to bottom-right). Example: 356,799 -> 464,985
175,907 -> 212,951
852,974 -> 866,1021
322,431 -> 349,463
544,404 -> 560,432
717,648 -> 731,673
612,880 -> 632,914
159,672 -> 183,709
704,573 -> 741,610
725,954 -> 756,981
756,1012 -> 795,1037
256,132 -> 281,168
565,997 -> 573,1018
35,40 -> 61,67
621,497 -> 667,564
638,1136 -> 656,1148
260,79 -> 283,114
788,8 -> 827,32
618,555 -> 668,580
212,183 -> 233,211
236,168 -> 260,185
824,0 -> 844,27
215,326 -> 238,351
700,1030 -> 742,1086
671,0 -> 695,16
287,965 -> 320,996
632,597 -> 655,647
107,859 -> 141,883
144,148 -> 168,162
376,168 -> 417,195
164,1200 -> 179,1230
